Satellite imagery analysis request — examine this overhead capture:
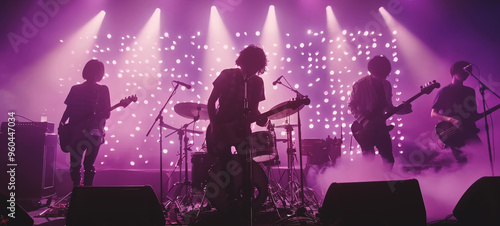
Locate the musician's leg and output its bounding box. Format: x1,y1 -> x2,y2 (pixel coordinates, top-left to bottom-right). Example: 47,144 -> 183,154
450,146 -> 467,165
68,142 -> 85,187
375,130 -> 394,170
360,131 -> 376,160
82,139 -> 101,186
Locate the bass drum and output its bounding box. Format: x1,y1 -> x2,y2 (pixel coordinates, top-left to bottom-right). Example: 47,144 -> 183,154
205,155 -> 268,214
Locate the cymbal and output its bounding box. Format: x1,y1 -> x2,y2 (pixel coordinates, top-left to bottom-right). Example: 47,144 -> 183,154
174,103 -> 209,120
160,122 -> 204,134
267,100 -> 306,120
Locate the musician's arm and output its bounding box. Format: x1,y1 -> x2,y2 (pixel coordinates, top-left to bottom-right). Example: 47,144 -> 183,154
431,108 -> 459,126
348,83 -> 363,121
60,107 -> 69,125
100,86 -> 111,119
386,81 -> 411,115
208,86 -> 221,124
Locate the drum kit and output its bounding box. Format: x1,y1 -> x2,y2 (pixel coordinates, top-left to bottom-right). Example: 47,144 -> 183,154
162,99 -> 321,221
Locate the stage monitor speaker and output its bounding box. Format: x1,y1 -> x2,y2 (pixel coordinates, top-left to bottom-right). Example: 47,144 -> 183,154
66,185 -> 165,226
0,192 -> 34,226
319,179 -> 426,226
453,176 -> 500,225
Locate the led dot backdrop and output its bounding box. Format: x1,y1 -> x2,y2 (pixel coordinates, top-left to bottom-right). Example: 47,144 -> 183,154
1,0 -> 499,170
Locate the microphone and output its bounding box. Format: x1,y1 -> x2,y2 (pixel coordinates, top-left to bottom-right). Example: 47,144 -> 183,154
463,64 -> 472,71
272,75 -> 284,85
173,80 -> 192,89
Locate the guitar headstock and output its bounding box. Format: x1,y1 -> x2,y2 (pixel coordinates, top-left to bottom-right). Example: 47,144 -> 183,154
420,80 -> 441,94
118,95 -> 138,108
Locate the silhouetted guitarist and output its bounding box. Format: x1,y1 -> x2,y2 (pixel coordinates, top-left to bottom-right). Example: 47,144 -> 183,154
59,59 -> 110,187
349,55 -> 411,170
206,45 -> 268,224
431,61 -> 480,164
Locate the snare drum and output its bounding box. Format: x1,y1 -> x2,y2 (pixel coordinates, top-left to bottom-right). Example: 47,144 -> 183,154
248,131 -> 277,163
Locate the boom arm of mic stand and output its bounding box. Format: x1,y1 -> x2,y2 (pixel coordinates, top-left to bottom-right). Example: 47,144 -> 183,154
146,83 -> 181,137
144,82 -> 181,209
468,72 -> 500,100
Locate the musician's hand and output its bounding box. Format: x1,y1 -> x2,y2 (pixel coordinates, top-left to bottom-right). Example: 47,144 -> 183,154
256,116 -> 268,127
447,117 -> 460,127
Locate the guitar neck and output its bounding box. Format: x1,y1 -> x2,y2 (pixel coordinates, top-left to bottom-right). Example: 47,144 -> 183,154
109,103 -> 122,112
384,91 -> 424,120
94,102 -> 123,118
476,103 -> 500,122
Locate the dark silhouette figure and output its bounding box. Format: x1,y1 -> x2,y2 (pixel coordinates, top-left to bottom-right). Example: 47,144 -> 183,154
60,59 -> 110,186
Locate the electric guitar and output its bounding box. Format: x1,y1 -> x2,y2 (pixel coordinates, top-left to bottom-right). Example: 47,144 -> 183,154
436,103 -> 500,147
206,98 -> 310,154
351,81 -> 440,146
58,95 -> 138,152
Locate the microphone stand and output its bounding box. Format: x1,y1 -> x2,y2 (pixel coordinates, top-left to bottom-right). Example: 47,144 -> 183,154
467,69 -> 498,176
243,75 -> 253,226
146,83 -> 181,209
274,78 -> 311,217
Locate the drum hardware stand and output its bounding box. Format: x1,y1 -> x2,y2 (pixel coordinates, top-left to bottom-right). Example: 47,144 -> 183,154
262,162 -> 289,219
193,162 -> 218,223
273,75 -> 312,220
282,122 -> 302,206
145,82 -> 182,210
259,123 -> 286,219
163,115 -> 200,210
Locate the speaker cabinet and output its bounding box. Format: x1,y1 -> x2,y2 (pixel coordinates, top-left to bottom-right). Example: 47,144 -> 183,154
0,122 -> 56,209
66,185 -> 165,226
453,176 -> 500,225
319,179 -> 426,226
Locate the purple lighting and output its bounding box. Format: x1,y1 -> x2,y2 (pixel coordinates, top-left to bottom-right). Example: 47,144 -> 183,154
0,1 -> 499,224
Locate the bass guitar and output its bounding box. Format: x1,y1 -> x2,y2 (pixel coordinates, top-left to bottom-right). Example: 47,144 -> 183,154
351,81 -> 440,146
436,103 -> 500,147
58,95 -> 138,152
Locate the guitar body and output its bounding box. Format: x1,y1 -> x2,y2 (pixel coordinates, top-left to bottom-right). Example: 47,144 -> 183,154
351,120 -> 393,148
58,95 -> 137,153
206,98 -> 310,156
58,124 -> 72,153
206,121 -> 249,156
435,121 -> 479,148
350,81 -> 440,148
435,103 -> 500,148
58,116 -> 107,153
